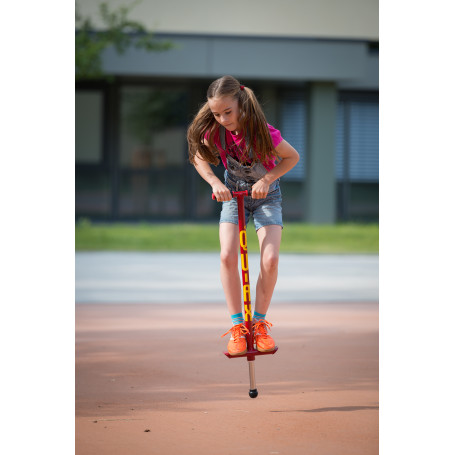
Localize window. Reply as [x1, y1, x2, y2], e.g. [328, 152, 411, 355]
[117, 85, 189, 218]
[75, 90, 103, 164]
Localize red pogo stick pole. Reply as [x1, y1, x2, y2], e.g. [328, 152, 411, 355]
[234, 191, 259, 399]
[232, 191, 254, 355]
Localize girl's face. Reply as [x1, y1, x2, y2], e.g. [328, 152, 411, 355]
[208, 96, 240, 133]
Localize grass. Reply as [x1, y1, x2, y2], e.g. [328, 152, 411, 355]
[75, 220, 378, 254]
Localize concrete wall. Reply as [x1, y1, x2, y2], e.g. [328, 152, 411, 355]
[100, 34, 376, 87]
[76, 0, 379, 41]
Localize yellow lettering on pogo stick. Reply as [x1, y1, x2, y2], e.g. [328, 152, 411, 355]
[241, 251, 249, 271]
[244, 306, 252, 321]
[244, 272, 249, 283]
[239, 230, 247, 249]
[243, 284, 251, 303]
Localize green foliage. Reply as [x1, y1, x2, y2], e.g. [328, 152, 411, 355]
[75, 1, 174, 80]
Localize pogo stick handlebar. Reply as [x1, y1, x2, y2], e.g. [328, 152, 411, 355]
[211, 190, 249, 200]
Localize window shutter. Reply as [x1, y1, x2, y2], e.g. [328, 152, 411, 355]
[336, 99, 379, 182]
[279, 92, 306, 180]
[336, 102, 346, 180]
[349, 102, 379, 181]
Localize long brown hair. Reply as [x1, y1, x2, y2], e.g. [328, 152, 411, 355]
[187, 75, 277, 166]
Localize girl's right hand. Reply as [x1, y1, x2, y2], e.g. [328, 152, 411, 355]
[212, 183, 232, 202]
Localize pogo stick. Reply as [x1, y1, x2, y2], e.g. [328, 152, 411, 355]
[213, 190, 278, 398]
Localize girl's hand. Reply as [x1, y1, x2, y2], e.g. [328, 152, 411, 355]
[251, 179, 270, 199]
[212, 183, 232, 202]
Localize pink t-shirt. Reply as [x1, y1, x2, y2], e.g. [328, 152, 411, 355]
[209, 124, 283, 171]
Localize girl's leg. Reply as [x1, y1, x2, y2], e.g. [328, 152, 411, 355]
[254, 225, 282, 315]
[219, 222, 249, 356]
[219, 222, 242, 315]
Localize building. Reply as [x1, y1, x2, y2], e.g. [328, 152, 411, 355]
[75, 0, 379, 223]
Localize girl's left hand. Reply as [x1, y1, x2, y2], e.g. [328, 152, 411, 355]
[251, 179, 269, 199]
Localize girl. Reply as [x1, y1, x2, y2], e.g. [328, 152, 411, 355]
[187, 75, 299, 356]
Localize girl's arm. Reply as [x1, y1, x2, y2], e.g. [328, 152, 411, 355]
[251, 140, 300, 199]
[193, 152, 232, 201]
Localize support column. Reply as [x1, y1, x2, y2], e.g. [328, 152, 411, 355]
[305, 82, 337, 224]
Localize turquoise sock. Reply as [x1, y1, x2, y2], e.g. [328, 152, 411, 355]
[253, 311, 266, 322]
[231, 312, 244, 326]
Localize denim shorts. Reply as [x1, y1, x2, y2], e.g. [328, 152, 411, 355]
[219, 186, 283, 231]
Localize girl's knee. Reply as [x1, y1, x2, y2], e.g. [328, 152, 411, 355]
[220, 249, 238, 269]
[262, 252, 279, 274]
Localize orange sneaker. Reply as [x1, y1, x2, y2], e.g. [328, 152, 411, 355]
[221, 323, 249, 356]
[252, 319, 275, 352]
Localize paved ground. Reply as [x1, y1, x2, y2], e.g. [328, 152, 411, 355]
[75, 252, 378, 303]
[76, 302, 379, 455]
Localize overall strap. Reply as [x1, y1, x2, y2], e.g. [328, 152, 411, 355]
[219, 126, 226, 150]
[219, 125, 253, 159]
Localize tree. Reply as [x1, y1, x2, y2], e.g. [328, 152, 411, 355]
[75, 1, 174, 80]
